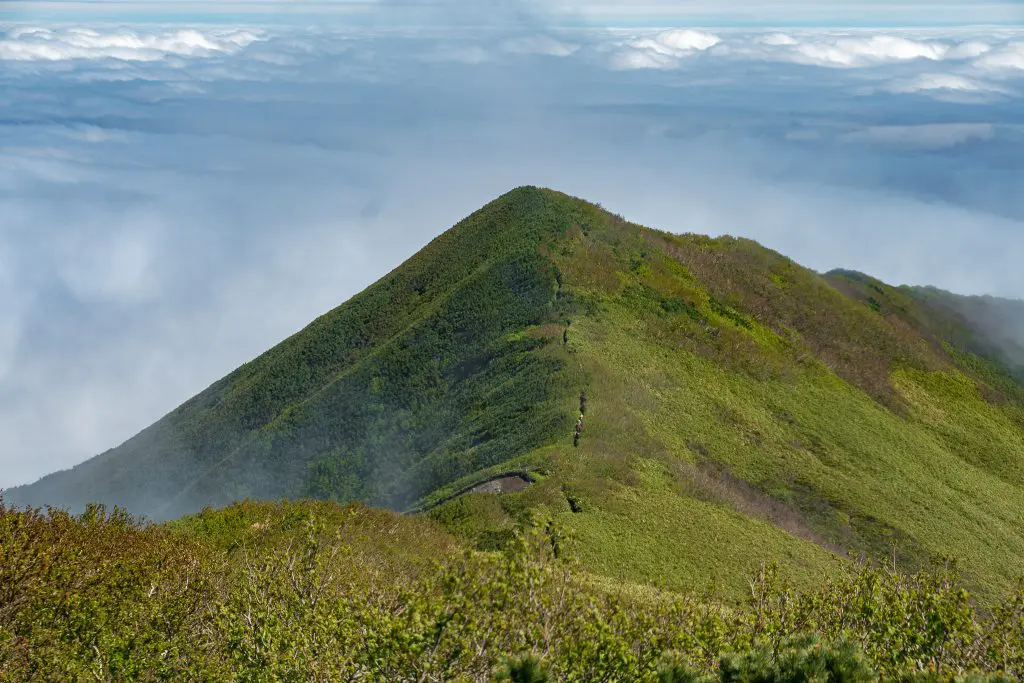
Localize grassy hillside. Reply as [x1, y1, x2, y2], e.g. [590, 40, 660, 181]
[7, 186, 1024, 602]
[422, 195, 1024, 600]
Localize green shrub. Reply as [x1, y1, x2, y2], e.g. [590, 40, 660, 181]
[3, 499, 1023, 682]
[718, 635, 873, 683]
[495, 654, 551, 682]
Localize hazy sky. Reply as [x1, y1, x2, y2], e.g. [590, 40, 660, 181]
[4, 1, 1024, 26]
[1, 1, 1023, 488]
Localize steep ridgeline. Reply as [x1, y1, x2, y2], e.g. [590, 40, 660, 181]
[8, 187, 1024, 599]
[8, 189, 586, 518]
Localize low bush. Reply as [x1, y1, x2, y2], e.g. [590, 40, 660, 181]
[1, 499, 1022, 682]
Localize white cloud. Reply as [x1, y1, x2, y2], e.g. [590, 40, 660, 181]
[611, 28, 720, 69]
[792, 35, 950, 67]
[885, 73, 1010, 95]
[974, 42, 1024, 71]
[655, 29, 720, 52]
[0, 26, 262, 61]
[58, 126, 134, 143]
[760, 33, 797, 46]
[595, 28, 1024, 79]
[56, 222, 163, 304]
[0, 149, 86, 184]
[610, 48, 674, 70]
[0, 248, 25, 383]
[945, 41, 991, 59]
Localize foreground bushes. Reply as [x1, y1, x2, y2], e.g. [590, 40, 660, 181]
[0, 503, 223, 680]
[1, 500, 1022, 681]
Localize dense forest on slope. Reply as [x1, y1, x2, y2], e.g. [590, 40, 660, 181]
[7, 186, 1024, 601]
[8, 189, 588, 517]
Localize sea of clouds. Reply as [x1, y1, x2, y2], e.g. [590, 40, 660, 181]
[1, 19, 1022, 486]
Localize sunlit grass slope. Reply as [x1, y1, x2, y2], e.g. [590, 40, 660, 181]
[425, 190, 1024, 599]
[8, 186, 1024, 600]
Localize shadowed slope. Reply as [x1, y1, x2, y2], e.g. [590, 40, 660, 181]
[7, 187, 585, 518]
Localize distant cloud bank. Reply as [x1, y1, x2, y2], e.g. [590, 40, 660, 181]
[0, 26, 262, 61]
[3, 24, 1019, 99]
[602, 28, 1024, 83]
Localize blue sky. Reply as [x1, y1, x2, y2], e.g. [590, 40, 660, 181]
[1, 2, 1023, 488]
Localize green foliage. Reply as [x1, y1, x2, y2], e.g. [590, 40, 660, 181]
[4, 500, 1024, 682]
[0, 500, 224, 681]
[718, 635, 873, 683]
[495, 655, 551, 682]
[658, 653, 711, 683]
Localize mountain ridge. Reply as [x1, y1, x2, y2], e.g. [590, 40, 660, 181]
[8, 185, 1024, 599]
[7, 187, 584, 515]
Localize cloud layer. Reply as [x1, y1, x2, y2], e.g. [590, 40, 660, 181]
[0, 21, 1022, 488]
[602, 28, 1024, 84]
[0, 26, 261, 60]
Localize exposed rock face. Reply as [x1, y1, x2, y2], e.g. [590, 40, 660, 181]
[468, 475, 532, 495]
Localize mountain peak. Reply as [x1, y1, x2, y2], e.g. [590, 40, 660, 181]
[8, 188, 1024, 600]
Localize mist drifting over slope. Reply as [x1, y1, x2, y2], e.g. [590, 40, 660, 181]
[1, 0, 1023, 487]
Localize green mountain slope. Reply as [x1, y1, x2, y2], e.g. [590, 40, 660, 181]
[7, 188, 586, 518]
[8, 186, 1024, 599]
